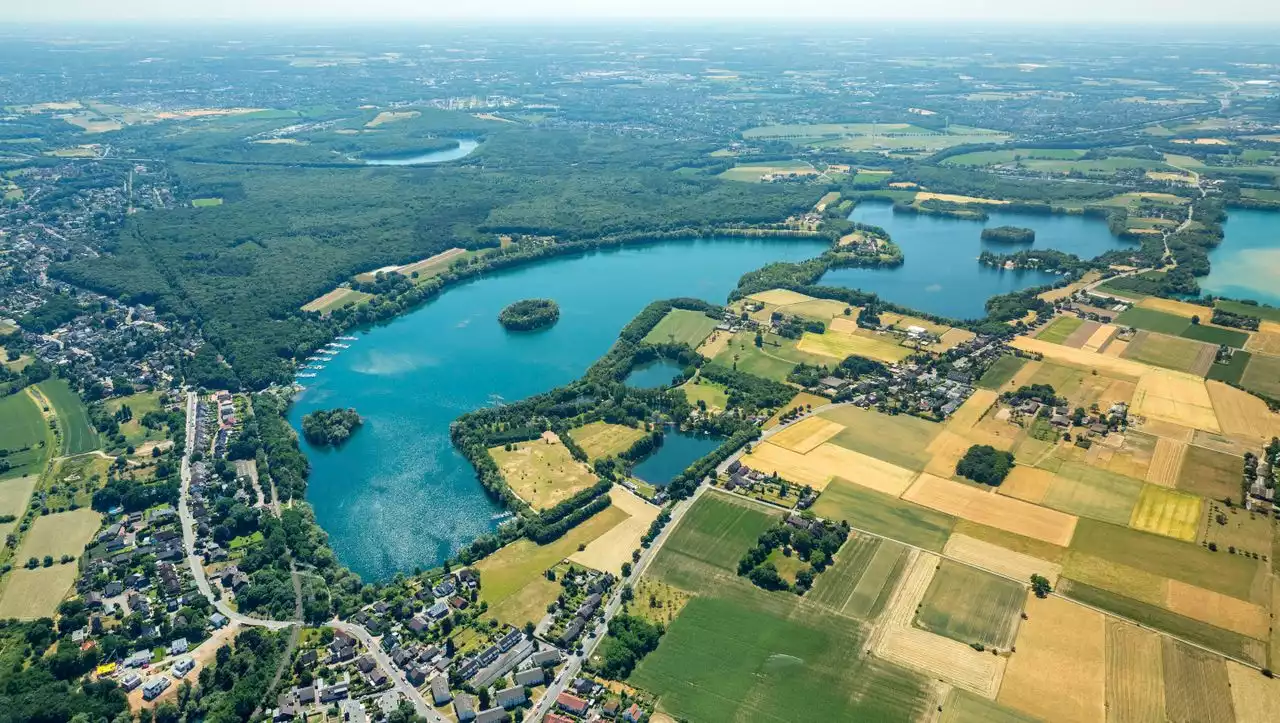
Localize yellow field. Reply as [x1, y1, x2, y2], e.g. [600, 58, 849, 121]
[781, 298, 854, 322]
[998, 593, 1106, 723]
[768, 416, 845, 454]
[1063, 552, 1168, 606]
[1227, 661, 1280, 723]
[1128, 485, 1201, 541]
[944, 533, 1062, 585]
[1131, 371, 1221, 432]
[1244, 330, 1280, 355]
[903, 474, 1077, 546]
[489, 436, 598, 510]
[365, 110, 420, 127]
[301, 287, 371, 313]
[1082, 324, 1118, 353]
[0, 566, 79, 620]
[740, 441, 916, 495]
[1207, 380, 1280, 442]
[934, 327, 978, 353]
[1165, 580, 1270, 639]
[1136, 296, 1216, 319]
[796, 329, 912, 363]
[16, 508, 103, 560]
[1106, 620, 1167, 723]
[999, 465, 1056, 504]
[924, 430, 972, 477]
[568, 421, 646, 460]
[695, 329, 731, 359]
[747, 288, 816, 306]
[1010, 336, 1150, 378]
[947, 388, 999, 432]
[569, 488, 660, 575]
[915, 192, 1009, 205]
[395, 247, 468, 277]
[1145, 437, 1187, 487]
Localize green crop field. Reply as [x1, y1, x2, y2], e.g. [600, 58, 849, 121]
[808, 533, 907, 619]
[642, 309, 719, 348]
[1042, 462, 1144, 526]
[1115, 307, 1191, 335]
[1181, 323, 1249, 348]
[942, 148, 1086, 167]
[818, 404, 942, 471]
[914, 560, 1024, 650]
[811, 479, 954, 552]
[37, 379, 98, 455]
[710, 331, 827, 382]
[1062, 580, 1265, 666]
[1069, 519, 1262, 603]
[939, 689, 1039, 723]
[1206, 350, 1251, 385]
[0, 391, 50, 479]
[977, 355, 1028, 391]
[1121, 331, 1213, 375]
[630, 593, 930, 722]
[649, 492, 780, 591]
[1036, 315, 1084, 344]
[1215, 299, 1280, 323]
[1177, 445, 1245, 501]
[1240, 353, 1280, 398]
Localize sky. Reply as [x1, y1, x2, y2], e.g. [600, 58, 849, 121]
[7, 0, 1280, 25]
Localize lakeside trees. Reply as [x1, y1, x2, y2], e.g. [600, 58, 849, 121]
[300, 408, 363, 447]
[498, 298, 560, 331]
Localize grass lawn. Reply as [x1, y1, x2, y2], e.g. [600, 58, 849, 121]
[811, 478, 955, 552]
[191, 197, 223, 207]
[818, 404, 943, 471]
[1181, 324, 1249, 349]
[0, 565, 79, 620]
[489, 437, 597, 510]
[104, 391, 165, 446]
[1240, 353, 1280, 399]
[1037, 316, 1085, 344]
[1206, 350, 1251, 385]
[642, 309, 719, 348]
[914, 560, 1024, 650]
[477, 505, 629, 626]
[1176, 445, 1243, 501]
[37, 379, 98, 455]
[977, 355, 1029, 391]
[1215, 299, 1280, 323]
[0, 391, 50, 479]
[568, 421, 646, 460]
[1116, 307, 1191, 336]
[678, 378, 730, 412]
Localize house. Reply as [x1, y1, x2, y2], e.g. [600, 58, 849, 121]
[531, 649, 562, 667]
[495, 685, 526, 708]
[407, 616, 430, 633]
[355, 655, 376, 674]
[296, 686, 317, 705]
[571, 678, 594, 695]
[558, 618, 584, 646]
[273, 694, 298, 722]
[623, 702, 644, 722]
[168, 638, 189, 655]
[556, 693, 589, 716]
[406, 666, 428, 686]
[449, 595, 470, 610]
[544, 715, 575, 723]
[514, 667, 544, 687]
[426, 601, 449, 620]
[120, 672, 142, 691]
[366, 668, 388, 687]
[432, 580, 456, 597]
[210, 612, 229, 629]
[142, 677, 171, 701]
[431, 674, 453, 705]
[171, 656, 194, 678]
[603, 699, 621, 717]
[475, 708, 509, 723]
[453, 694, 477, 722]
[498, 626, 523, 651]
[319, 682, 349, 703]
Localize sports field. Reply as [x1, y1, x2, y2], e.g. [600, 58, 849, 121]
[796, 328, 912, 363]
[568, 421, 646, 460]
[642, 309, 719, 348]
[489, 436, 598, 509]
[0, 391, 48, 478]
[1128, 485, 1202, 541]
[811, 479, 954, 552]
[37, 379, 98, 455]
[818, 404, 942, 471]
[807, 533, 906, 619]
[998, 593, 1107, 723]
[914, 560, 1024, 649]
[1122, 330, 1215, 376]
[1036, 315, 1084, 344]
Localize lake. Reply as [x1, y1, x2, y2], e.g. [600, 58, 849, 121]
[631, 430, 723, 488]
[289, 236, 830, 581]
[363, 138, 480, 166]
[820, 202, 1134, 320]
[1199, 208, 1280, 307]
[625, 359, 686, 389]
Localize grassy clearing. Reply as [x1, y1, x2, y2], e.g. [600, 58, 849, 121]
[1176, 445, 1242, 501]
[914, 560, 1023, 649]
[642, 309, 719, 348]
[0, 565, 79, 620]
[818, 405, 942, 471]
[37, 379, 97, 455]
[711, 331, 826, 382]
[942, 148, 1087, 166]
[0, 391, 49, 479]
[568, 421, 646, 461]
[191, 197, 223, 207]
[1240, 353, 1280, 399]
[488, 437, 597, 510]
[811, 478, 954, 552]
[104, 391, 164, 446]
[977, 355, 1028, 391]
[1116, 307, 1191, 335]
[679, 378, 730, 412]
[1037, 316, 1085, 344]
[630, 578, 690, 627]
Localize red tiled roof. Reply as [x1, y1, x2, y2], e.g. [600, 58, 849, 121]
[556, 692, 589, 713]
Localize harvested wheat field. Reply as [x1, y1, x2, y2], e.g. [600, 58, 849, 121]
[944, 533, 1062, 585]
[1161, 638, 1236, 723]
[1082, 324, 1119, 353]
[1227, 661, 1280, 723]
[1129, 485, 1202, 542]
[1103, 339, 1130, 357]
[1140, 417, 1196, 443]
[1131, 371, 1221, 432]
[1011, 336, 1150, 378]
[1164, 580, 1269, 639]
[1137, 296, 1215, 319]
[569, 488, 660, 575]
[740, 441, 915, 494]
[1207, 380, 1280, 442]
[998, 593, 1106, 723]
[925, 430, 974, 478]
[872, 551, 1007, 697]
[1244, 329, 1280, 356]
[1062, 319, 1103, 348]
[1145, 437, 1188, 487]
[1105, 619, 1167, 723]
[998, 465, 1056, 504]
[947, 389, 999, 432]
[748, 288, 816, 306]
[769, 416, 845, 454]
[904, 474, 1077, 546]
[935, 327, 978, 353]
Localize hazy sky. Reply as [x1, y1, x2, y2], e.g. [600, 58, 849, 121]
[8, 0, 1280, 24]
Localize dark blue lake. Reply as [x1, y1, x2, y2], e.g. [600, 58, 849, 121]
[631, 430, 723, 488]
[624, 359, 686, 389]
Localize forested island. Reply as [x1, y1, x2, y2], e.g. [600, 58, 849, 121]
[499, 298, 561, 331]
[301, 407, 363, 447]
[981, 226, 1036, 244]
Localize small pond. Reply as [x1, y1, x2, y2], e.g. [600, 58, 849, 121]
[631, 430, 723, 488]
[624, 359, 687, 389]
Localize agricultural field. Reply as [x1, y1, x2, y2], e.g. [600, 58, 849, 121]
[190, 197, 223, 207]
[641, 309, 719, 348]
[300, 286, 374, 314]
[1121, 330, 1215, 376]
[710, 331, 826, 382]
[807, 533, 906, 619]
[678, 377, 729, 412]
[944, 532, 1063, 584]
[903, 474, 1078, 546]
[1206, 349, 1251, 384]
[796, 327, 913, 363]
[1201, 500, 1271, 558]
[569, 488, 660, 575]
[998, 593, 1107, 723]
[13, 508, 102, 561]
[1207, 381, 1280, 443]
[1216, 299, 1280, 323]
[1161, 638, 1236, 723]
[1116, 306, 1192, 335]
[810, 478, 955, 552]
[740, 439, 916, 495]
[1128, 485, 1202, 541]
[0, 565, 79, 620]
[939, 689, 1038, 723]
[1105, 620, 1167, 723]
[1037, 462, 1144, 526]
[37, 379, 99, 455]
[568, 421, 646, 460]
[648, 492, 780, 589]
[1240, 353, 1280, 398]
[0, 391, 49, 479]
[768, 416, 844, 454]
[913, 560, 1024, 650]
[1036, 315, 1084, 344]
[1176, 445, 1243, 500]
[818, 404, 943, 471]
[717, 160, 816, 182]
[488, 435, 597, 509]
[976, 354, 1028, 390]
[942, 147, 1087, 166]
[1182, 323, 1250, 348]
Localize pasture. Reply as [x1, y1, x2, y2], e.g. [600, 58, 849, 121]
[642, 309, 719, 348]
[488, 436, 597, 510]
[0, 565, 79, 620]
[711, 331, 820, 382]
[1040, 462, 1144, 526]
[810, 479, 954, 552]
[0, 391, 48, 478]
[37, 379, 98, 455]
[1116, 306, 1193, 334]
[914, 560, 1023, 649]
[568, 421, 646, 460]
[819, 404, 942, 471]
[1036, 315, 1084, 344]
[807, 533, 906, 619]
[1122, 331, 1215, 376]
[678, 378, 729, 412]
[998, 593, 1107, 723]
[1128, 486, 1202, 541]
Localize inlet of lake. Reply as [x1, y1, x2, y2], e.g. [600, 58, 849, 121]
[1198, 208, 1280, 307]
[820, 202, 1136, 319]
[289, 237, 829, 581]
[363, 138, 480, 166]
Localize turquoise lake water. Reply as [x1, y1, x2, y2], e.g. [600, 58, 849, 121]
[624, 359, 687, 389]
[631, 431, 723, 488]
[1199, 208, 1280, 307]
[289, 237, 829, 581]
[363, 138, 480, 166]
[820, 202, 1135, 320]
